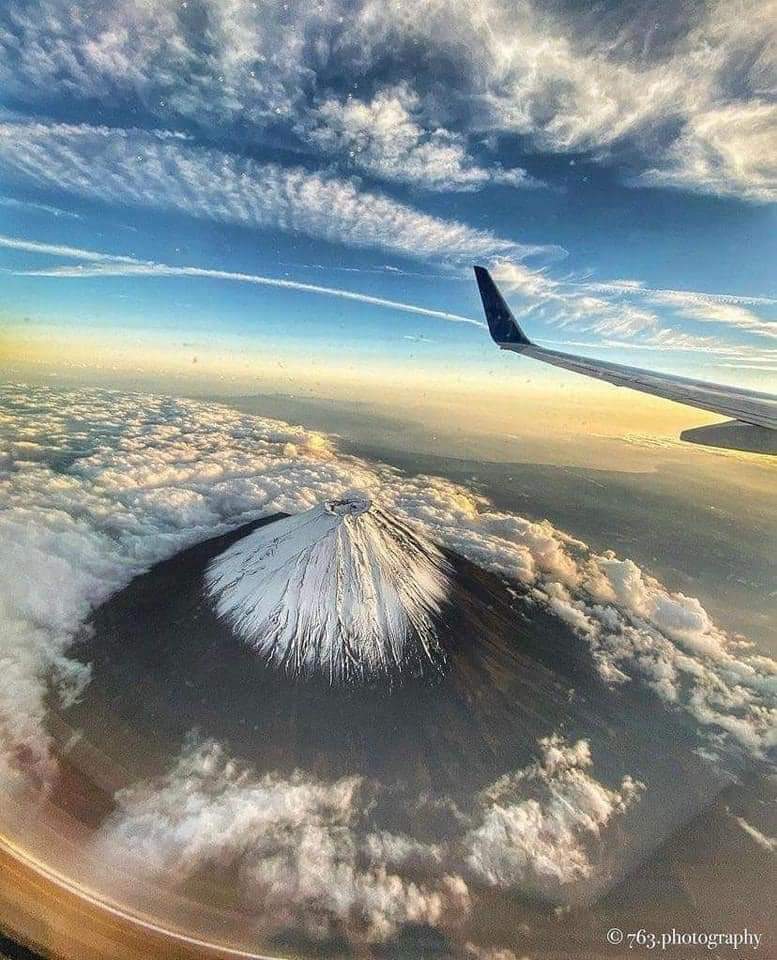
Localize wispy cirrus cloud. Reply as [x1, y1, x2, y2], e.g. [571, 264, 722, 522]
[490, 260, 660, 337]
[341, 0, 777, 202]
[0, 0, 319, 129]
[636, 102, 777, 204]
[0, 233, 147, 264]
[578, 280, 777, 342]
[651, 295, 777, 342]
[3, 382, 776, 800]
[490, 260, 712, 352]
[0, 121, 558, 264]
[0, 0, 774, 201]
[581, 281, 777, 310]
[0, 195, 83, 219]
[490, 259, 777, 350]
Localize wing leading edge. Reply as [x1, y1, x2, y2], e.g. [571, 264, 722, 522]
[474, 266, 777, 434]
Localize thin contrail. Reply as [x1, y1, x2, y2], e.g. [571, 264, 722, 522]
[0, 233, 147, 264]
[1, 233, 484, 328]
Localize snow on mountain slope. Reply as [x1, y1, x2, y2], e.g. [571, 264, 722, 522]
[205, 496, 453, 680]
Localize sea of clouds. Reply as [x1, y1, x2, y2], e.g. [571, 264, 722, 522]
[2, 383, 775, 776]
[0, 383, 775, 944]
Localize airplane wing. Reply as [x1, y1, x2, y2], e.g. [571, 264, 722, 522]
[474, 266, 777, 448]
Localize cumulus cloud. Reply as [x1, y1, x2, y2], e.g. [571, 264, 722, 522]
[3, 383, 776, 950]
[1, 383, 775, 794]
[97, 735, 470, 944]
[0, 121, 552, 263]
[97, 732, 642, 941]
[0, 385, 350, 786]
[465, 736, 644, 895]
[302, 84, 538, 192]
[381, 478, 777, 762]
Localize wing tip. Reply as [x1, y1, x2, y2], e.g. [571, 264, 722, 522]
[472, 265, 532, 347]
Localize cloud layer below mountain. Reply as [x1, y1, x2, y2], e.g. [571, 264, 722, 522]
[1, 384, 775, 789]
[1, 383, 775, 946]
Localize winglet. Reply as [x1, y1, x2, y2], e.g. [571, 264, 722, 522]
[473, 265, 532, 347]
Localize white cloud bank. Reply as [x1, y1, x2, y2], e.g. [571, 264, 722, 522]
[97, 732, 640, 942]
[2, 383, 776, 948]
[98, 735, 470, 944]
[1, 384, 775, 792]
[465, 736, 643, 893]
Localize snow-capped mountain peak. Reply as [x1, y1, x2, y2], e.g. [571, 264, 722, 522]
[205, 496, 452, 681]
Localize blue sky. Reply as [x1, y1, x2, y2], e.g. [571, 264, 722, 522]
[1, 0, 776, 395]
